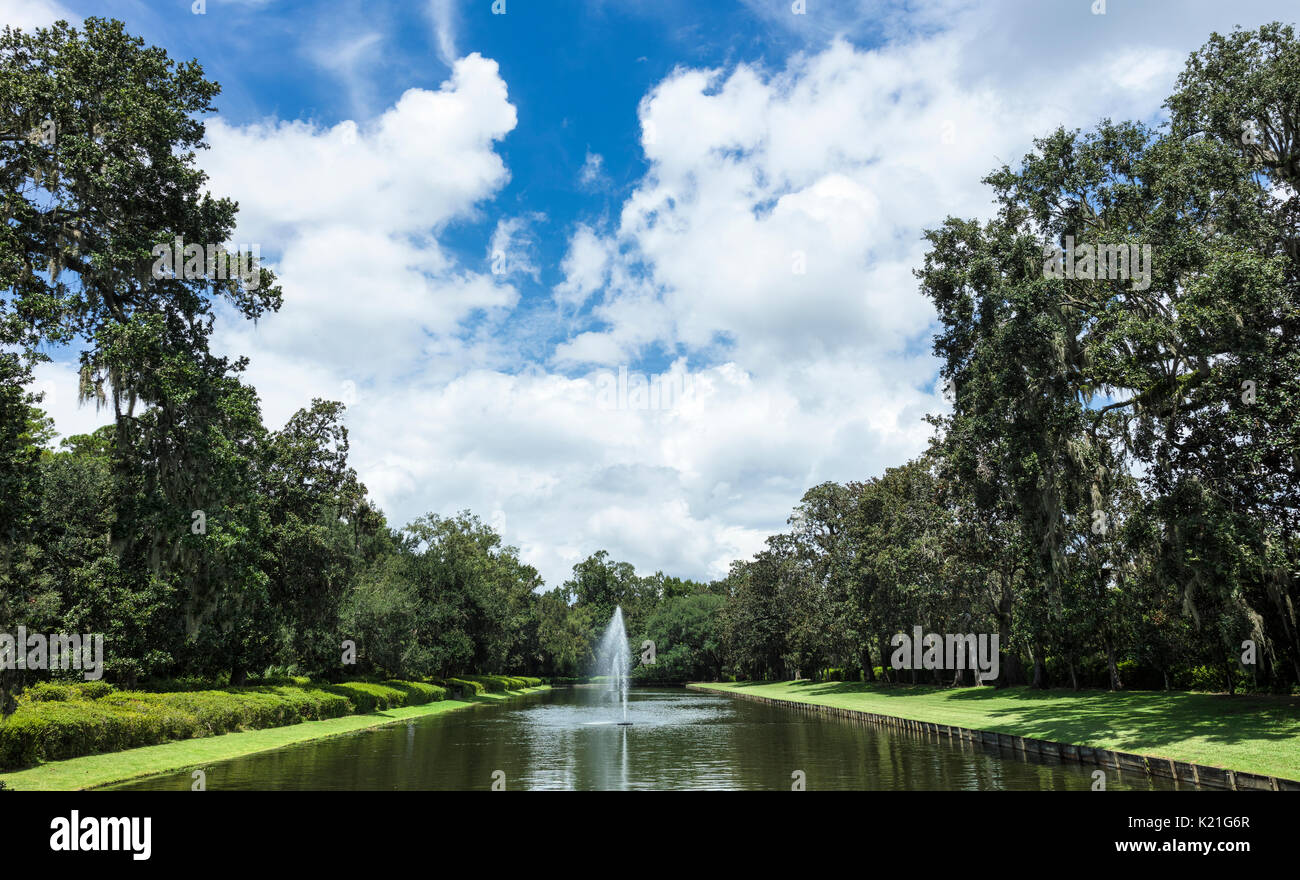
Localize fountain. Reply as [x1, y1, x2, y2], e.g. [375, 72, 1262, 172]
[594, 606, 632, 725]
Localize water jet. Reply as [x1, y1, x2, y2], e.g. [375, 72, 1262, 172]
[594, 606, 632, 724]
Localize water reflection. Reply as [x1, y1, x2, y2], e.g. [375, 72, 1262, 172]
[107, 686, 1182, 791]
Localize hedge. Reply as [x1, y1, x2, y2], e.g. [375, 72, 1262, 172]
[441, 677, 485, 696]
[457, 675, 544, 693]
[23, 681, 117, 702]
[0, 678, 449, 771]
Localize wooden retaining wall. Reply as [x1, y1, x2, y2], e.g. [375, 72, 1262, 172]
[686, 684, 1300, 792]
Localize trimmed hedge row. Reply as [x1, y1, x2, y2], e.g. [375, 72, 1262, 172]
[0, 679, 448, 771]
[447, 675, 544, 694]
[440, 677, 486, 696]
[324, 680, 446, 713]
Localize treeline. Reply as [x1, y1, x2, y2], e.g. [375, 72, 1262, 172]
[1, 400, 600, 690]
[2, 380, 728, 692]
[711, 23, 1300, 694]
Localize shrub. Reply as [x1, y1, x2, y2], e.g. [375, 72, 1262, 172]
[24, 683, 72, 702]
[0, 677, 455, 771]
[460, 675, 504, 692]
[0, 713, 51, 768]
[325, 682, 408, 713]
[458, 674, 543, 692]
[442, 677, 486, 697]
[76, 681, 115, 700]
[381, 680, 446, 705]
[1188, 664, 1250, 693]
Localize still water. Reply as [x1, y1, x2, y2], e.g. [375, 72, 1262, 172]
[107, 686, 1178, 791]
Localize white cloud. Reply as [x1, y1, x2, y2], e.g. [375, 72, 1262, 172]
[0, 0, 75, 31]
[489, 214, 545, 282]
[553, 223, 612, 311]
[204, 55, 516, 244]
[304, 30, 385, 118]
[428, 0, 459, 67]
[573, 36, 1010, 375]
[530, 2, 1288, 585]
[29, 360, 112, 442]
[578, 150, 610, 189]
[201, 52, 520, 426]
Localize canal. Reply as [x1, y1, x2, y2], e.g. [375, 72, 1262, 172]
[107, 686, 1179, 790]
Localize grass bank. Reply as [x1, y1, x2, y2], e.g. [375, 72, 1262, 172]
[0, 685, 547, 791]
[691, 680, 1300, 781]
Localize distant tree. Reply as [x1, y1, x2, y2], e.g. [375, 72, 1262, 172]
[635, 592, 726, 682]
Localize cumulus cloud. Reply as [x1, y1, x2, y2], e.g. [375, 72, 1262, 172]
[584, 30, 1173, 374]
[530, 3, 1269, 583]
[553, 223, 612, 311]
[202, 53, 519, 406]
[204, 55, 516, 243]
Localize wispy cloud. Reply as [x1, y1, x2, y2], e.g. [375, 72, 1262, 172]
[305, 29, 385, 118]
[578, 151, 611, 190]
[490, 213, 546, 283]
[428, 0, 459, 67]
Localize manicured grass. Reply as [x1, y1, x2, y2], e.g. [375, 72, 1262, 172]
[691, 680, 1300, 781]
[0, 686, 547, 791]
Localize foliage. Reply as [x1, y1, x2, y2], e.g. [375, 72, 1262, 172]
[0, 677, 446, 770]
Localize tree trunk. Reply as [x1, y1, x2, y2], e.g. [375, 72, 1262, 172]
[1220, 645, 1236, 695]
[995, 574, 1023, 687]
[1030, 641, 1047, 689]
[1105, 636, 1122, 690]
[1264, 583, 1300, 686]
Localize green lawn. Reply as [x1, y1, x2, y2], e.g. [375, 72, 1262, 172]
[0, 686, 547, 791]
[691, 680, 1300, 781]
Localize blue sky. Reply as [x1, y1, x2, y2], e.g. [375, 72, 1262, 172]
[73, 0, 828, 376]
[10, 0, 1299, 590]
